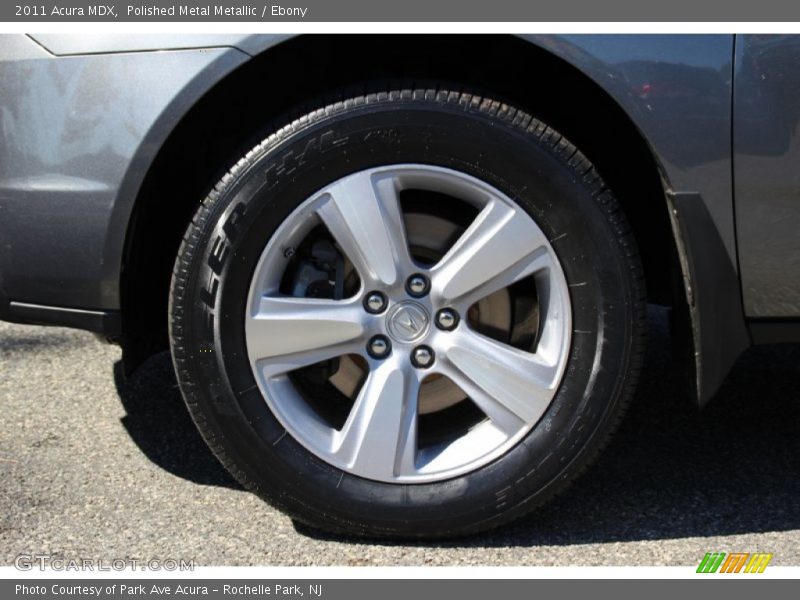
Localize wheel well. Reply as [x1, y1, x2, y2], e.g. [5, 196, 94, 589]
[120, 34, 679, 371]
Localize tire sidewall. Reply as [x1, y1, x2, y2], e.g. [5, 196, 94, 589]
[172, 96, 637, 536]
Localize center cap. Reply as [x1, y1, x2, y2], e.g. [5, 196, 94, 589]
[386, 301, 430, 343]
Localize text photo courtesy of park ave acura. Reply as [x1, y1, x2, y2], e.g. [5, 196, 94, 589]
[14, 584, 318, 597]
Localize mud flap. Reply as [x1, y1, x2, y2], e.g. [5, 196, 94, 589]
[665, 191, 751, 406]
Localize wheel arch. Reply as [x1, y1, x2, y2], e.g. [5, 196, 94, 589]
[119, 34, 744, 404]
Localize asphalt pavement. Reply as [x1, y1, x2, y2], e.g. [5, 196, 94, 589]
[2, 308, 799, 566]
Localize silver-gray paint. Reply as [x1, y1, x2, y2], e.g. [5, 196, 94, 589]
[0, 35, 250, 310]
[231, 34, 740, 269]
[8, 29, 790, 336]
[734, 34, 800, 317]
[5, 34, 741, 314]
[28, 33, 290, 56]
[524, 35, 737, 269]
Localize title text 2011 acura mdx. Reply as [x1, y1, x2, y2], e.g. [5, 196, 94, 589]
[2, 34, 798, 538]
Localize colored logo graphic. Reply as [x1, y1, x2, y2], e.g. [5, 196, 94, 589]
[697, 552, 773, 573]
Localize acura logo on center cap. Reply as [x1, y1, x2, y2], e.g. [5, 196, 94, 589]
[396, 310, 421, 334]
[387, 302, 430, 343]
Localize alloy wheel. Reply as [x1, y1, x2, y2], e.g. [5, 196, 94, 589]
[244, 164, 572, 483]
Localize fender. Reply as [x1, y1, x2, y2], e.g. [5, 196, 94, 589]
[14, 34, 751, 404]
[514, 35, 751, 405]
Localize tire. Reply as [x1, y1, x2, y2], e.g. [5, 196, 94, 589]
[169, 89, 646, 539]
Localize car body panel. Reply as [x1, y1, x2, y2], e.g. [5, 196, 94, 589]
[0, 33, 788, 405]
[0, 36, 249, 313]
[734, 34, 800, 317]
[525, 35, 737, 268]
[28, 33, 287, 56]
[517, 35, 747, 405]
[2, 34, 738, 310]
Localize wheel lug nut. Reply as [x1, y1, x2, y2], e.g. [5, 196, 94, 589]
[411, 345, 435, 369]
[435, 308, 459, 331]
[406, 273, 430, 297]
[367, 335, 391, 359]
[364, 291, 387, 314]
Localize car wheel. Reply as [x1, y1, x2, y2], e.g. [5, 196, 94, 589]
[169, 89, 646, 538]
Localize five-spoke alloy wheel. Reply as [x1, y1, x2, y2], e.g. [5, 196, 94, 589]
[170, 89, 645, 538]
[244, 165, 571, 483]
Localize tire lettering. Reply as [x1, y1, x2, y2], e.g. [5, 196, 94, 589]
[264, 130, 347, 189]
[222, 202, 247, 238]
[199, 201, 248, 345]
[200, 276, 219, 308]
[202, 308, 215, 344]
[208, 235, 229, 275]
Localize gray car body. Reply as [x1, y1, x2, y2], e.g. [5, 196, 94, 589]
[1, 33, 798, 404]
